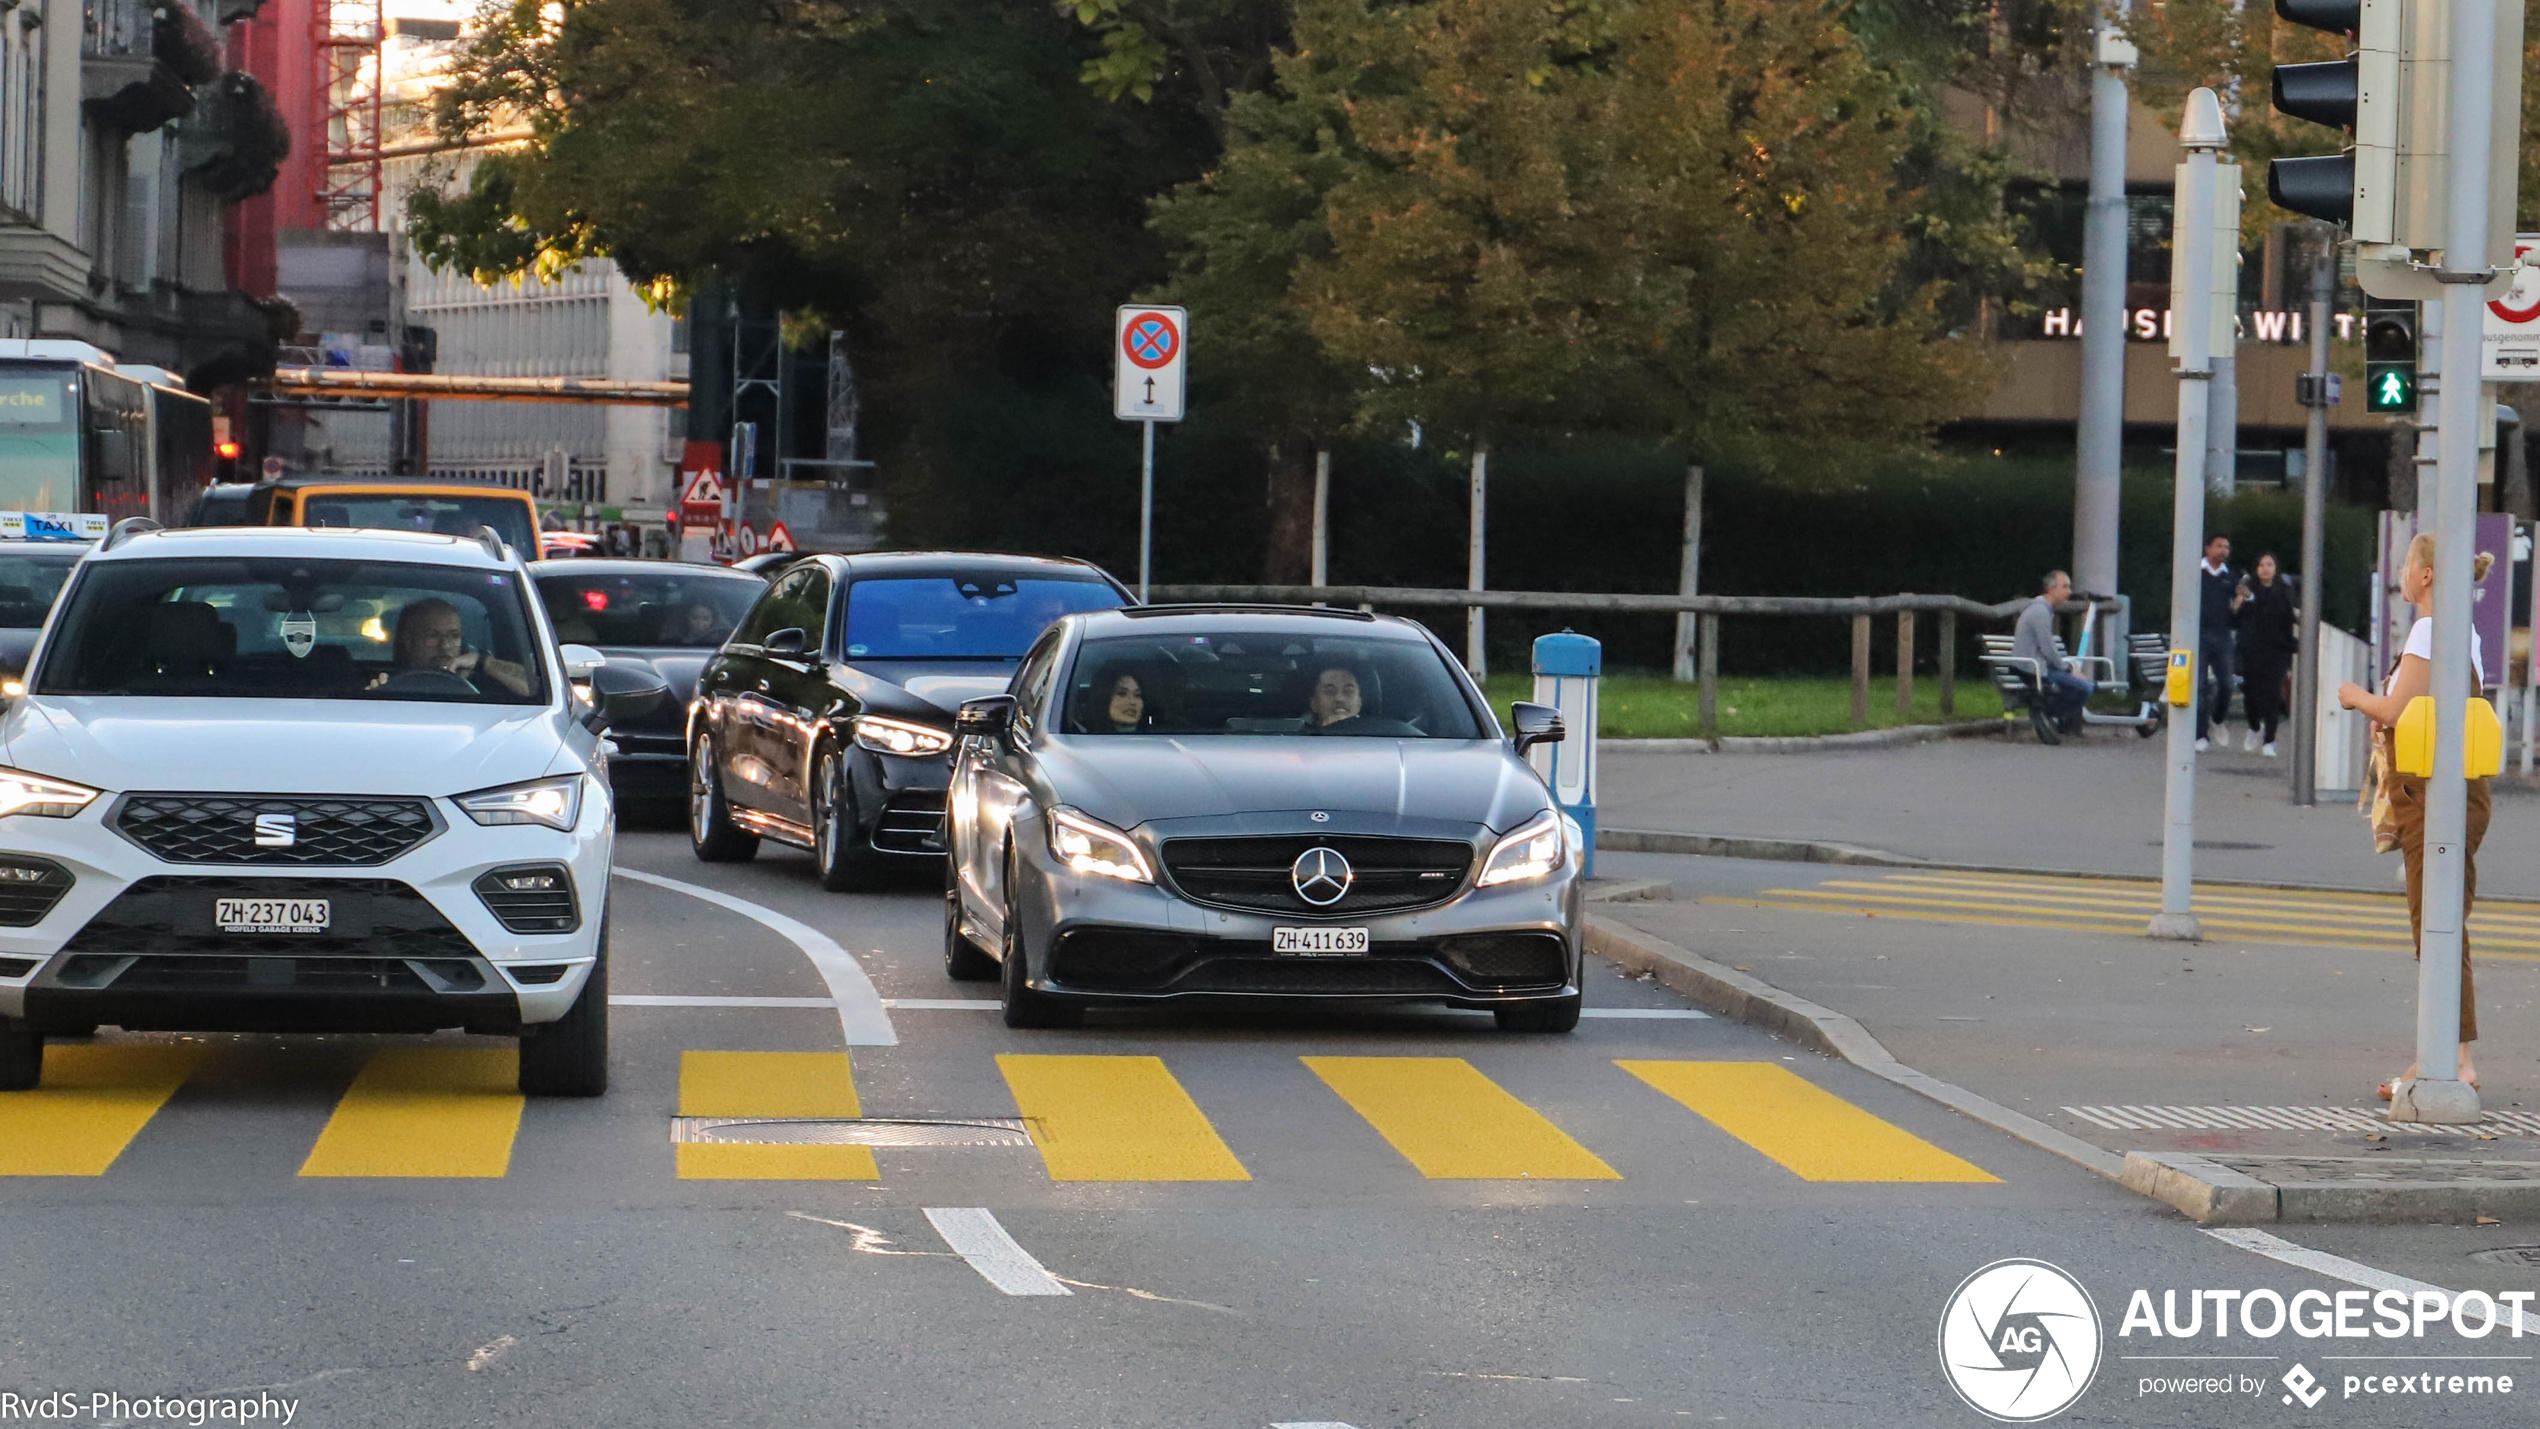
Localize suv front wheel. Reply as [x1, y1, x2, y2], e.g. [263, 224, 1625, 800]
[0, 1018, 39, 1091]
[519, 920, 609, 1096]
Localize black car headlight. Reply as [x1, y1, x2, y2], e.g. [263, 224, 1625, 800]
[854, 716, 953, 757]
[1476, 809, 1565, 887]
[1046, 806, 1153, 884]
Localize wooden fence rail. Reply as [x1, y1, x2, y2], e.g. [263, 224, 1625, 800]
[1142, 584, 2123, 734]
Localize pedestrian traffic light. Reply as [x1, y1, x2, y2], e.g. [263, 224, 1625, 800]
[2363, 299, 2417, 413]
[2267, 0, 2364, 226]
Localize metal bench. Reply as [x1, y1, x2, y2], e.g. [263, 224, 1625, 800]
[1980, 631, 2166, 745]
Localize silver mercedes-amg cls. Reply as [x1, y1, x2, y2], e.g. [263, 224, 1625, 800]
[942, 604, 1580, 1031]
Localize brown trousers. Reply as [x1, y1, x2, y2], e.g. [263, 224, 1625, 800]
[2391, 773, 2490, 1042]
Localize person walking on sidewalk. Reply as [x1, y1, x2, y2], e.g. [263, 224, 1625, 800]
[2194, 535, 2244, 752]
[2236, 552, 2298, 756]
[2015, 571, 2091, 732]
[2336, 533, 2493, 1097]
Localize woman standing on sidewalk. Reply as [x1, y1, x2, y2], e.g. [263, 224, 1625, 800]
[2335, 533, 2493, 1096]
[2237, 553, 2299, 755]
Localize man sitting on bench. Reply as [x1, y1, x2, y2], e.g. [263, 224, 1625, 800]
[2016, 570, 2091, 730]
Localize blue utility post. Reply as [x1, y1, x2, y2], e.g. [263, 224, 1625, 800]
[1528, 631, 1600, 878]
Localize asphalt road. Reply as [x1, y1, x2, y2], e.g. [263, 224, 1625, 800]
[0, 831, 2528, 1427]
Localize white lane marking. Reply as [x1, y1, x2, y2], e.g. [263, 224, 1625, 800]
[610, 995, 999, 1010]
[2205, 1228, 2539, 1334]
[1579, 1007, 1709, 1019]
[1272, 1422, 1364, 1428]
[610, 866, 896, 1046]
[923, 1207, 1072, 1297]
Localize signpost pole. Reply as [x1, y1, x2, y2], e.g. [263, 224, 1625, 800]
[2294, 233, 2334, 807]
[1139, 418, 1155, 602]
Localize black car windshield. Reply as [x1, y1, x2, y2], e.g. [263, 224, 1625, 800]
[842, 575, 1123, 660]
[0, 549, 80, 628]
[37, 557, 549, 705]
[536, 569, 763, 648]
[301, 493, 537, 557]
[1062, 631, 1485, 738]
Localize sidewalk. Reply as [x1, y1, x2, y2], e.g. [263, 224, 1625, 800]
[1597, 732, 2540, 899]
[1589, 850, 2540, 1222]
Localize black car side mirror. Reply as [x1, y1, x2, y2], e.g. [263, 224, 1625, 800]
[957, 694, 1017, 744]
[762, 627, 808, 657]
[582, 662, 673, 733]
[1510, 701, 1565, 755]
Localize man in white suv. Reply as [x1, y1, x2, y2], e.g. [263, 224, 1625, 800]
[0, 521, 664, 1094]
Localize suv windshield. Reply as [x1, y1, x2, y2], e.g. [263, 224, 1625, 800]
[1062, 631, 1485, 738]
[536, 569, 763, 648]
[37, 557, 548, 704]
[841, 575, 1123, 660]
[300, 493, 537, 557]
[0, 549, 80, 628]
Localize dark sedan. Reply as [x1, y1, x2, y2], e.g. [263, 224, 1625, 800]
[687, 551, 1133, 888]
[530, 559, 771, 817]
[942, 605, 1581, 1032]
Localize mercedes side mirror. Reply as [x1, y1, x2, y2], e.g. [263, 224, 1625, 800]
[1510, 701, 1565, 755]
[762, 627, 808, 657]
[581, 662, 672, 733]
[957, 694, 1017, 744]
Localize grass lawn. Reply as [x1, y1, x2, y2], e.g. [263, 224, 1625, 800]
[1479, 670, 2006, 739]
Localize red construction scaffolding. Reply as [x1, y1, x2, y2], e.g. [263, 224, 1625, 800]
[311, 0, 384, 230]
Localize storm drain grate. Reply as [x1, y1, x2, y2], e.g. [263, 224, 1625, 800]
[671, 1116, 1035, 1148]
[2471, 1246, 2540, 1268]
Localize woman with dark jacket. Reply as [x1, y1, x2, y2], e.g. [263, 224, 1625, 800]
[2236, 552, 2299, 755]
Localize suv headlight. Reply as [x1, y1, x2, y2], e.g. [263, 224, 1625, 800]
[1476, 809, 1565, 887]
[854, 716, 954, 757]
[1047, 806, 1152, 883]
[0, 767, 101, 819]
[454, 775, 585, 831]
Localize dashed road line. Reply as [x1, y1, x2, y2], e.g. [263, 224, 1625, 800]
[0, 1045, 204, 1176]
[677, 1051, 878, 1180]
[299, 1048, 523, 1179]
[610, 866, 898, 1044]
[1303, 1056, 1621, 1181]
[923, 1207, 1072, 1296]
[1620, 1060, 1998, 1183]
[999, 1054, 1251, 1182]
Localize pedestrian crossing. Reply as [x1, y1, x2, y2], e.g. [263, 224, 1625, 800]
[0, 1045, 1998, 1189]
[1705, 870, 2540, 960]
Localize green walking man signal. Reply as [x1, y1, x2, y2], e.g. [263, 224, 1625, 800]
[2363, 299, 2417, 415]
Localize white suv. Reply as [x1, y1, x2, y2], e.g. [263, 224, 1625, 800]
[0, 522, 666, 1094]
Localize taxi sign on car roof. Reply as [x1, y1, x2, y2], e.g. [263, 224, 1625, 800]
[0, 511, 107, 542]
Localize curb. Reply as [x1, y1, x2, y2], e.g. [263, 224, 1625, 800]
[1605, 720, 2003, 754]
[1581, 877, 1675, 904]
[1580, 915, 2125, 1181]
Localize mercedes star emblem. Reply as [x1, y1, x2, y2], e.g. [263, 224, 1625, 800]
[1291, 846, 1354, 906]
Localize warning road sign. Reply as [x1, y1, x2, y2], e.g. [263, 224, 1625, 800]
[764, 522, 796, 554]
[681, 469, 728, 508]
[1115, 305, 1187, 423]
[2484, 235, 2540, 379]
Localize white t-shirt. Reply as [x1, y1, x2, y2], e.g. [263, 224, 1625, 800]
[2389, 616, 2484, 693]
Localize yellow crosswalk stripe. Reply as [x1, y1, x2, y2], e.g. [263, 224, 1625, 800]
[1619, 1060, 1999, 1183]
[1871, 873, 2540, 933]
[0, 1045, 205, 1176]
[1302, 1056, 1619, 1180]
[999, 1054, 1249, 1182]
[299, 1048, 523, 1179]
[677, 1050, 877, 1181]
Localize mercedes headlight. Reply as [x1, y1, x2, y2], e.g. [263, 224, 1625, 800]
[1477, 809, 1565, 887]
[1047, 806, 1152, 883]
[454, 775, 585, 831]
[854, 716, 954, 757]
[0, 767, 100, 819]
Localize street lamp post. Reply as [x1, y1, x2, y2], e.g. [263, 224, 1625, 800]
[2150, 89, 2229, 943]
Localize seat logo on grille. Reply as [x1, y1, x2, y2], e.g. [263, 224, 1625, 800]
[1291, 846, 1353, 906]
[252, 813, 298, 847]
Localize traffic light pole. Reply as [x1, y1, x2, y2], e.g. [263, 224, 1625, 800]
[2392, 0, 2496, 1126]
[2073, 4, 2132, 604]
[2293, 235, 2334, 807]
[2152, 89, 2225, 944]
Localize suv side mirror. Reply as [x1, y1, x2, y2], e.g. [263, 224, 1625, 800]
[558, 644, 605, 680]
[957, 694, 1017, 744]
[762, 627, 808, 657]
[582, 662, 672, 732]
[1510, 701, 1565, 755]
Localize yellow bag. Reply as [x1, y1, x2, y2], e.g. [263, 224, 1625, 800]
[2360, 725, 2399, 854]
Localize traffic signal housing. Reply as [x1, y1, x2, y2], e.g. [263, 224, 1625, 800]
[2363, 299, 2417, 413]
[2267, 0, 2364, 225]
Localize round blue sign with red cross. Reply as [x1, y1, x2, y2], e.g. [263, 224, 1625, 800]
[1123, 311, 1182, 370]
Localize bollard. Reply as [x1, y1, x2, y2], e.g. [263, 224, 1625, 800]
[1529, 631, 1600, 878]
[1851, 615, 1871, 727]
[1896, 611, 1915, 715]
[1698, 613, 1720, 734]
[1938, 609, 1957, 715]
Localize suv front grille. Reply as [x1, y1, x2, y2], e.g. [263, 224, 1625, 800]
[111, 793, 442, 866]
[1160, 836, 1473, 917]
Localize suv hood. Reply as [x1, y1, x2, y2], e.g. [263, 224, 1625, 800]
[1037, 736, 1546, 835]
[1, 698, 570, 796]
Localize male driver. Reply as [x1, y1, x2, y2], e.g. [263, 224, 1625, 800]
[2194, 534, 2245, 751]
[2015, 571, 2091, 731]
